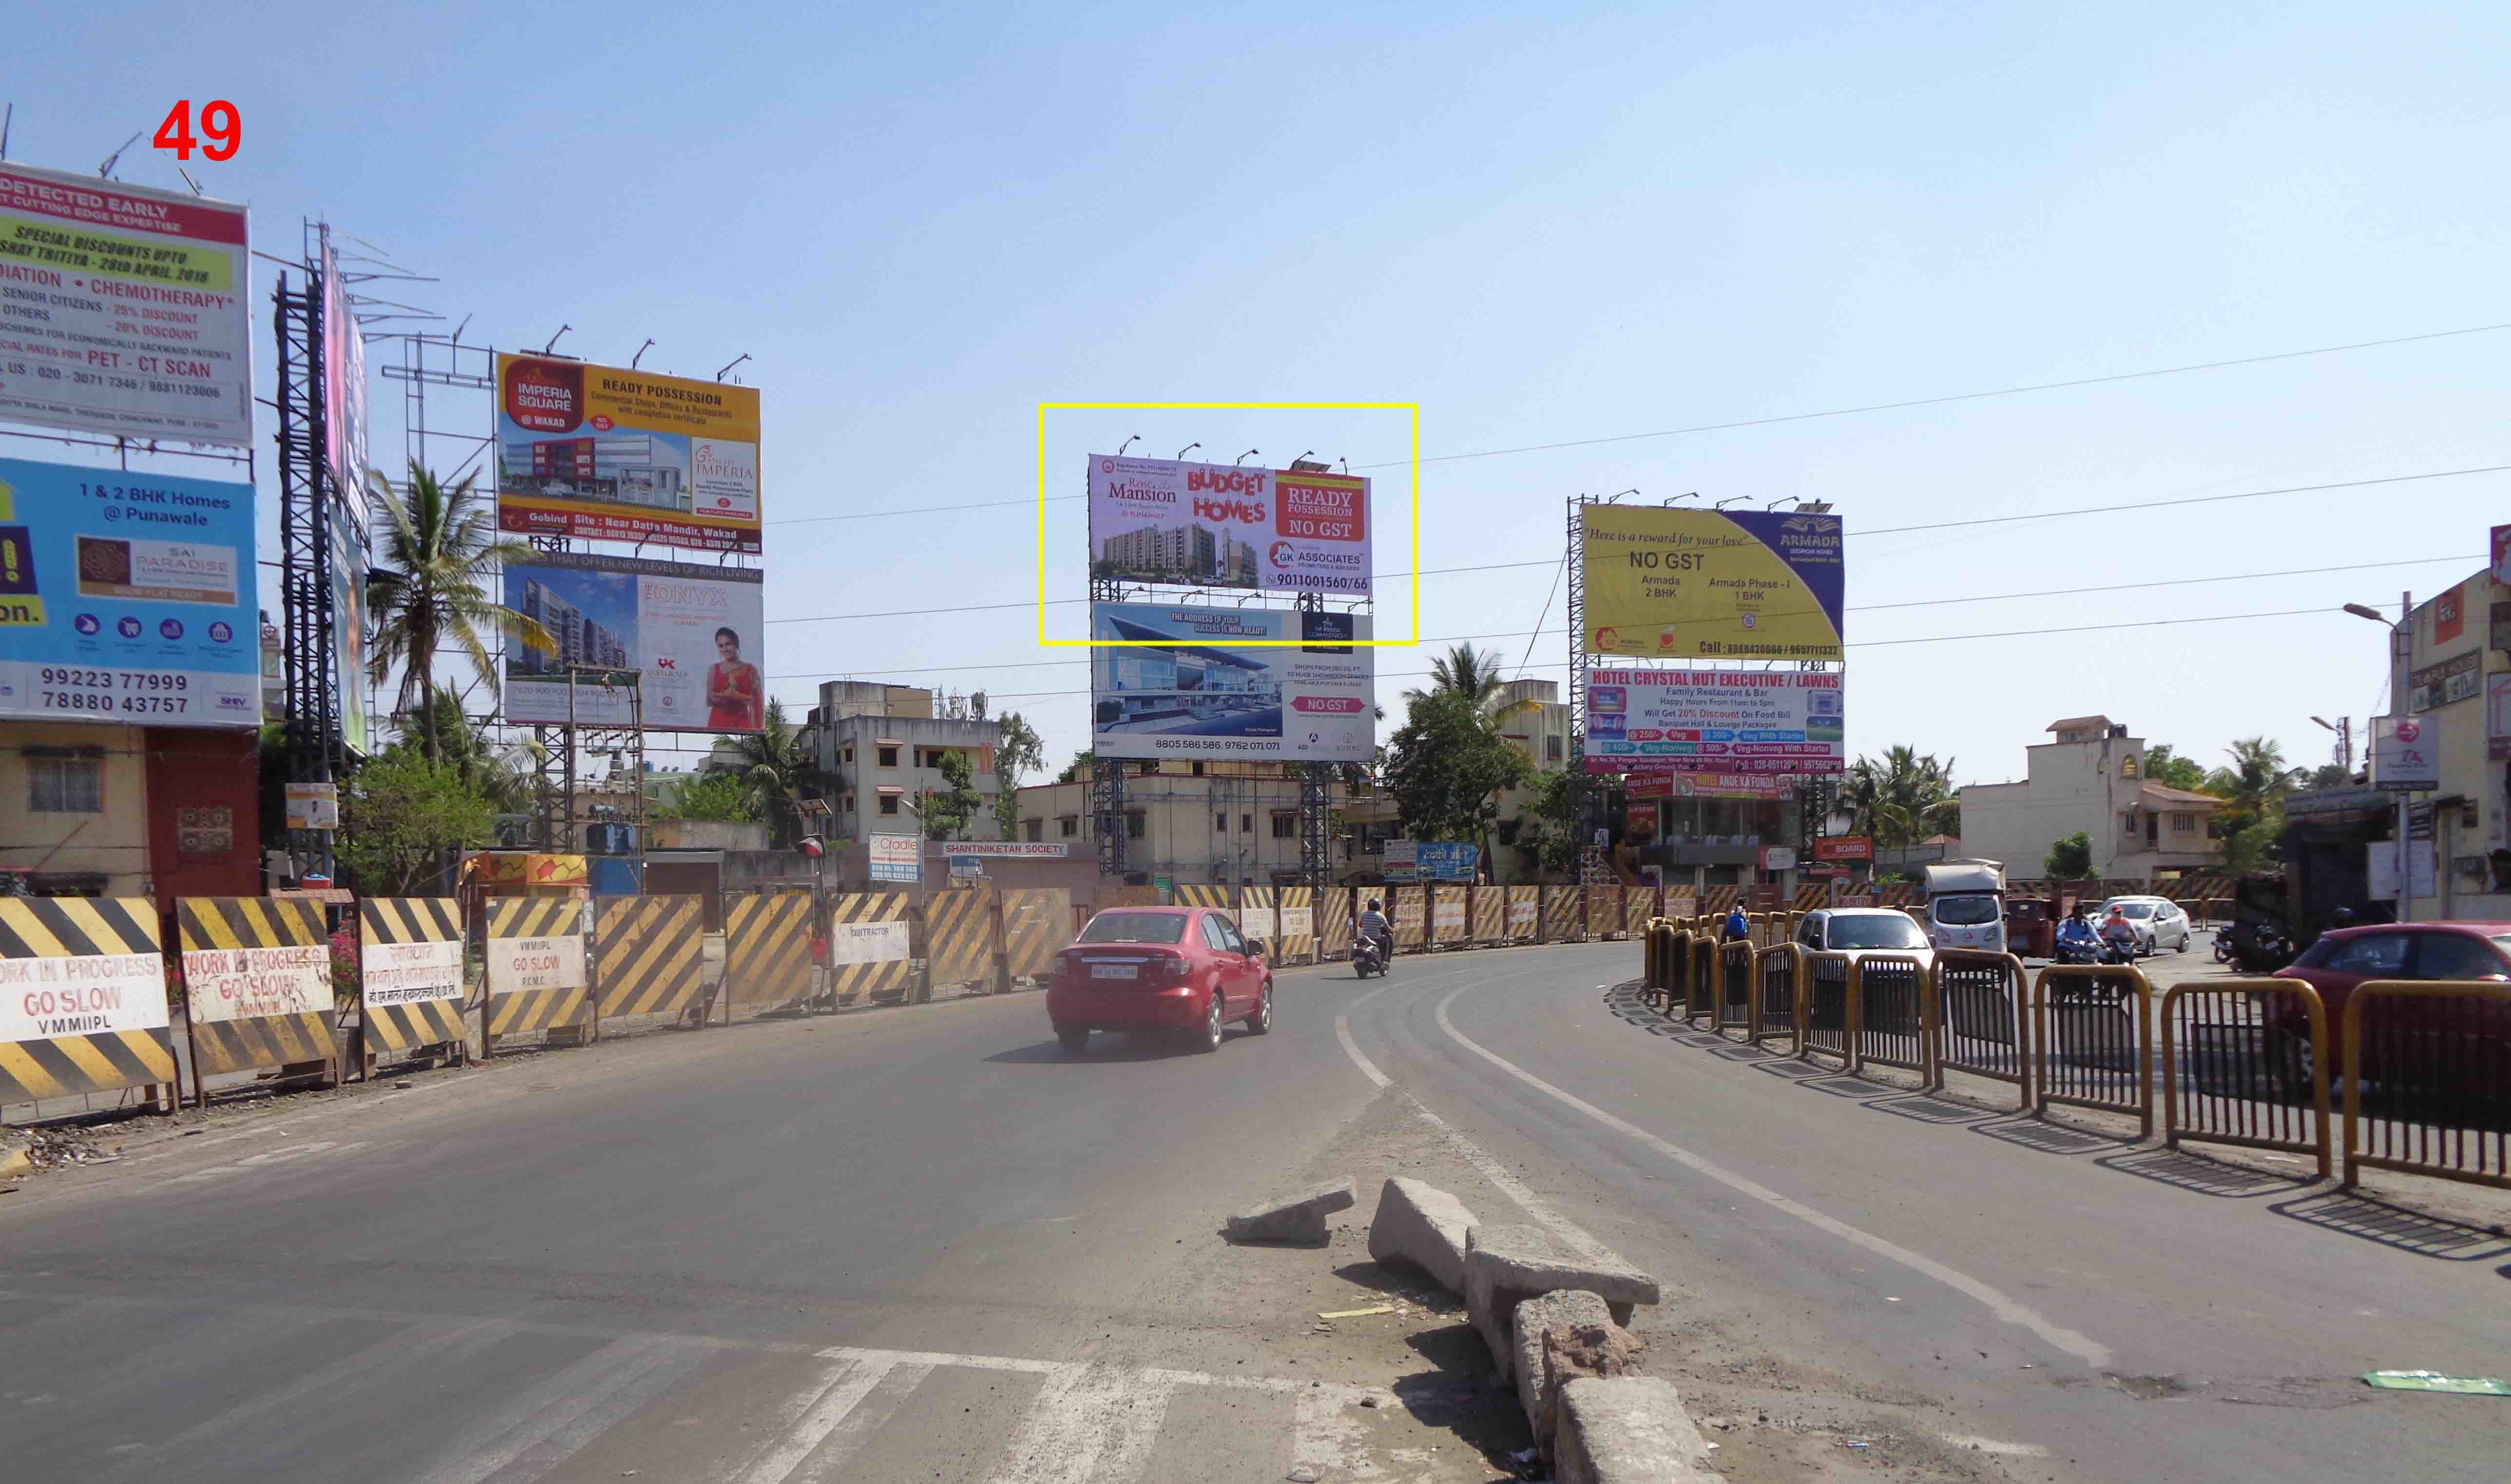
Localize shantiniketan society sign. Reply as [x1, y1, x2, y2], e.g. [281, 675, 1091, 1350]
[495, 354, 762, 553]
[0, 163, 253, 446]
[1088, 455, 1372, 597]
[1581, 507, 1844, 661]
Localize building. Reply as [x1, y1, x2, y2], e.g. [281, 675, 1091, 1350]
[802, 681, 1005, 842]
[1014, 759, 1377, 885]
[1096, 523, 1257, 586]
[512, 579, 628, 676]
[1957, 715, 2222, 883]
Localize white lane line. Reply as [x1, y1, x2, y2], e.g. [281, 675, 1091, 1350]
[408, 1335, 706, 1484]
[734, 1354, 930, 1484]
[1335, 965, 1622, 1267]
[1293, 1383, 1380, 1479]
[986, 1362, 1179, 1484]
[1429, 985, 2114, 1369]
[1941, 1434, 2054, 1457]
[818, 1343, 1061, 1375]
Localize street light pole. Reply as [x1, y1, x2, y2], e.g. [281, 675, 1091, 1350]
[2350, 594, 2414, 922]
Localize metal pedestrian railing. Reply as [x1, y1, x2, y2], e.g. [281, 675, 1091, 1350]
[1853, 954, 1931, 1077]
[1753, 943, 1803, 1048]
[2342, 980, 2511, 1192]
[2031, 964, 2154, 1138]
[1716, 940, 1756, 1034]
[1803, 950, 1853, 1063]
[1686, 934, 1718, 1022]
[1931, 950, 2030, 1108]
[2161, 979, 2330, 1178]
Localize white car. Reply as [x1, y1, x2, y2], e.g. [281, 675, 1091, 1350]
[2098, 896, 2194, 954]
[1794, 907, 1937, 974]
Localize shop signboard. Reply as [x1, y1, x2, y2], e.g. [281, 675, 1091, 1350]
[868, 834, 920, 885]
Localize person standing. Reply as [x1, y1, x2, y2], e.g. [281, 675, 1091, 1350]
[706, 626, 764, 730]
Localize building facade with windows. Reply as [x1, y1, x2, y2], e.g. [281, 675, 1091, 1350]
[1958, 715, 2222, 883]
[0, 721, 263, 901]
[802, 681, 1005, 841]
[1015, 759, 1387, 885]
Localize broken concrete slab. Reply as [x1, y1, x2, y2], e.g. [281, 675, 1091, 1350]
[1222, 1178, 1355, 1245]
[1553, 1375, 1719, 1484]
[1464, 1224, 1661, 1382]
[1513, 1290, 1644, 1462]
[1365, 1177, 1477, 1294]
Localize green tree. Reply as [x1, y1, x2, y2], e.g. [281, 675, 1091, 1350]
[1385, 688, 1529, 860]
[365, 464, 554, 760]
[651, 771, 758, 822]
[2203, 736, 2301, 870]
[917, 749, 985, 841]
[1055, 749, 1096, 784]
[2305, 761, 2352, 790]
[2044, 830, 2093, 881]
[1841, 746, 1962, 849]
[991, 710, 1045, 839]
[337, 752, 496, 894]
[398, 683, 540, 815]
[1403, 642, 1539, 728]
[1506, 767, 1586, 879]
[708, 698, 819, 845]
[2140, 744, 2209, 792]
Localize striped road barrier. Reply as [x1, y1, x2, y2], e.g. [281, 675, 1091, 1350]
[594, 895, 704, 1028]
[1429, 885, 1468, 949]
[1000, 888, 1072, 984]
[826, 892, 914, 1004]
[923, 884, 998, 994]
[0, 896, 176, 1114]
[483, 898, 590, 1052]
[1316, 887, 1352, 961]
[1390, 887, 1427, 952]
[1470, 886, 1505, 946]
[176, 896, 336, 1102]
[725, 892, 815, 1018]
[1275, 886, 1315, 964]
[357, 897, 468, 1069]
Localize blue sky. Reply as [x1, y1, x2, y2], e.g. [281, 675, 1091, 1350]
[15, 2, 2510, 786]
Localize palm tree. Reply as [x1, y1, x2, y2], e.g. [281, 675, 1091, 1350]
[709, 698, 824, 846]
[366, 463, 553, 760]
[1404, 642, 1540, 726]
[2203, 736, 2301, 868]
[1842, 745, 1961, 850]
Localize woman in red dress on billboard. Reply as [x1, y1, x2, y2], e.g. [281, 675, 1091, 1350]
[706, 626, 763, 731]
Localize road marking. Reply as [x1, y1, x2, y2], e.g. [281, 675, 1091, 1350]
[159, 1139, 373, 1185]
[987, 1362, 1178, 1484]
[1429, 985, 2114, 1369]
[733, 1354, 930, 1484]
[1335, 965, 1622, 1266]
[1941, 1434, 2053, 1457]
[1294, 1383, 1381, 1478]
[408, 1335, 707, 1484]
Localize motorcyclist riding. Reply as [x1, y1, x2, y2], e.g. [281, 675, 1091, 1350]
[1357, 898, 1393, 963]
[2100, 904, 2140, 957]
[1722, 905, 1750, 942]
[2055, 904, 2100, 957]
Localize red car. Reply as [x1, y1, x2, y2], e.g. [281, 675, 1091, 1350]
[2269, 922, 2511, 1083]
[1046, 906, 1275, 1056]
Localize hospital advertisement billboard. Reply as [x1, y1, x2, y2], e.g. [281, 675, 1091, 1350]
[1090, 602, 1374, 763]
[1583, 669, 1843, 776]
[1087, 454, 1371, 597]
[0, 163, 253, 446]
[494, 353, 762, 554]
[1580, 506, 1843, 661]
[0, 457, 261, 727]
[502, 552, 764, 732]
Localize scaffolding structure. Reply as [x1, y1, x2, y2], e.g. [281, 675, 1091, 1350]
[272, 252, 339, 879]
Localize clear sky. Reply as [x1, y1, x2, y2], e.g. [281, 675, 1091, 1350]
[16, 2, 2509, 789]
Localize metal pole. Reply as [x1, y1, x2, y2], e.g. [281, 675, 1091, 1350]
[2393, 590, 2413, 923]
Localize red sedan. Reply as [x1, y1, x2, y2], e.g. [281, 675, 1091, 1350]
[2269, 922, 2511, 1084]
[1046, 906, 1275, 1056]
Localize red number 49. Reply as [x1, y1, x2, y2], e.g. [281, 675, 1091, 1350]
[154, 100, 241, 162]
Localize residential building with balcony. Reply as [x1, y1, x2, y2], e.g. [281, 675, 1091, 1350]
[1958, 715, 2222, 883]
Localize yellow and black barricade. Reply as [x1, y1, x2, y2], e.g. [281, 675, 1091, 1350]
[1505, 885, 1540, 943]
[177, 897, 337, 1097]
[1714, 938, 1755, 1034]
[1541, 885, 1584, 943]
[1000, 887, 1073, 983]
[1470, 886, 1505, 946]
[357, 897, 468, 1067]
[1316, 887, 1353, 960]
[1428, 884, 1469, 948]
[0, 897, 176, 1112]
[1753, 942, 1804, 1046]
[1801, 949, 1854, 1061]
[1238, 887, 1278, 954]
[2161, 977, 2329, 1179]
[1622, 887, 1657, 940]
[2341, 979, 2509, 1192]
[1390, 887, 1427, 951]
[593, 894, 704, 1027]
[1852, 953, 1932, 1076]
[1173, 883, 1235, 917]
[923, 883, 999, 992]
[1586, 885, 1625, 941]
[1275, 886, 1316, 964]
[483, 897, 589, 1050]
[827, 891, 914, 1003]
[725, 891, 815, 1017]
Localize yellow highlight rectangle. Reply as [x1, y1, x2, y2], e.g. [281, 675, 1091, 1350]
[1036, 402, 1418, 647]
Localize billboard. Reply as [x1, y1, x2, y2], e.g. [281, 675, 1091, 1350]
[494, 354, 762, 553]
[1415, 842, 1477, 881]
[1087, 455, 1372, 597]
[1090, 603, 1374, 762]
[328, 513, 372, 755]
[868, 834, 920, 884]
[502, 552, 764, 731]
[0, 458, 260, 726]
[1624, 771, 1795, 801]
[0, 163, 252, 446]
[2373, 715, 2437, 793]
[1580, 506, 1844, 660]
[1583, 669, 1843, 776]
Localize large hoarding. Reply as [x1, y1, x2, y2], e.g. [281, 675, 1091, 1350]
[1584, 669, 1843, 776]
[0, 457, 260, 726]
[494, 354, 762, 553]
[1580, 506, 1843, 660]
[0, 164, 252, 447]
[502, 552, 764, 731]
[1090, 603, 1374, 762]
[320, 237, 370, 529]
[1087, 455, 1371, 597]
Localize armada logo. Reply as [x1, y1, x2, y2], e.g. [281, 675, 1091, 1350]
[1186, 468, 1268, 496]
[1194, 495, 1267, 523]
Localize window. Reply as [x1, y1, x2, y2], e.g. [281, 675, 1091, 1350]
[1797, 915, 1824, 950]
[2170, 812, 2198, 832]
[1192, 760, 1206, 776]
[1241, 813, 1253, 833]
[28, 756, 102, 813]
[2415, 933, 2509, 981]
[2145, 812, 2158, 846]
[877, 794, 900, 816]
[1219, 916, 1248, 954]
[1080, 912, 1187, 945]
[842, 794, 855, 813]
[1825, 914, 1929, 951]
[842, 745, 855, 764]
[1199, 915, 1233, 952]
[1546, 734, 1564, 762]
[877, 746, 899, 768]
[1023, 819, 1043, 842]
[1272, 812, 1296, 839]
[2299, 933, 2411, 977]
[1058, 815, 1079, 838]
[1126, 810, 1146, 839]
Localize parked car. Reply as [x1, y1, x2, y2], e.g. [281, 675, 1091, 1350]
[1046, 906, 1274, 1056]
[2268, 922, 2511, 1087]
[1792, 907, 1936, 975]
[2098, 896, 2195, 954]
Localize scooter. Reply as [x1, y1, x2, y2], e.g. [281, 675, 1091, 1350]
[1353, 932, 1392, 979]
[2053, 936, 2103, 966]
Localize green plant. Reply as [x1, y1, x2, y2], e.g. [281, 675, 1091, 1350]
[2044, 830, 2093, 881]
[707, 698, 819, 843]
[1842, 746, 1961, 850]
[651, 771, 758, 822]
[991, 710, 1044, 838]
[366, 463, 554, 759]
[918, 749, 984, 841]
[337, 751, 496, 895]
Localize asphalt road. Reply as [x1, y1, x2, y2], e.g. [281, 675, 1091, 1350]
[2, 938, 2503, 1484]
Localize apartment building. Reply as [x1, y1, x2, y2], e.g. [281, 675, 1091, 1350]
[1958, 715, 2222, 883]
[802, 681, 1005, 842]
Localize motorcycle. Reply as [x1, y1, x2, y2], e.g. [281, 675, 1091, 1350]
[2099, 934, 2140, 965]
[2214, 928, 2238, 964]
[1353, 931, 1392, 979]
[2053, 936, 2103, 966]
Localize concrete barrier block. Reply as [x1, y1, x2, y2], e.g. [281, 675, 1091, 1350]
[1512, 1290, 1644, 1461]
[1365, 1177, 1477, 1294]
[1465, 1223, 1662, 1381]
[1222, 1178, 1356, 1245]
[1555, 1376, 1719, 1484]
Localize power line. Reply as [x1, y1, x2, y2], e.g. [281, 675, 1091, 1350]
[763, 558, 1559, 626]
[759, 322, 2511, 527]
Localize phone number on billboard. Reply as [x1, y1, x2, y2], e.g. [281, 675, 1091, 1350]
[37, 667, 192, 716]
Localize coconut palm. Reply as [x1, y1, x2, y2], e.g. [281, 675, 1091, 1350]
[1842, 745, 1962, 850]
[366, 463, 553, 760]
[708, 698, 826, 846]
[1404, 642, 1540, 725]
